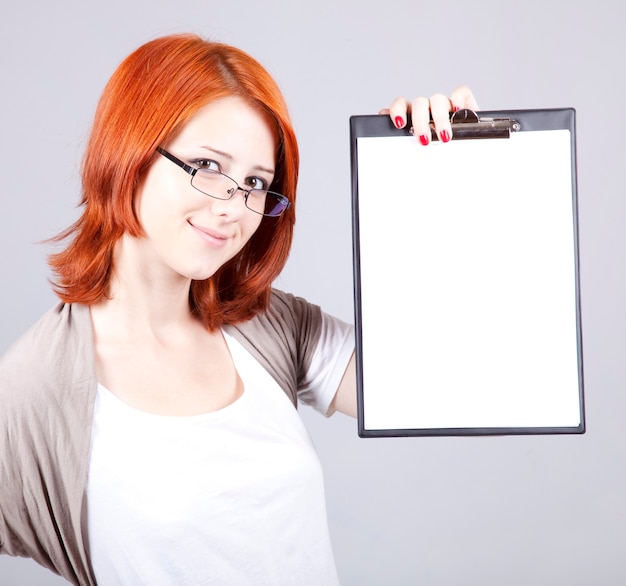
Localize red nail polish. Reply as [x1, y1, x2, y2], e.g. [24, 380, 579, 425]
[419, 135, 429, 146]
[453, 105, 460, 112]
[394, 116, 404, 129]
[441, 130, 451, 143]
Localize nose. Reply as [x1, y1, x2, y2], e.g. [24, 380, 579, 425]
[209, 187, 248, 218]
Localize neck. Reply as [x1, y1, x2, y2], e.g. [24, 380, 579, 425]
[91, 235, 197, 336]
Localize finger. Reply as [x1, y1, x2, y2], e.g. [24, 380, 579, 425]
[429, 93, 453, 142]
[387, 96, 411, 129]
[449, 84, 479, 112]
[410, 96, 432, 146]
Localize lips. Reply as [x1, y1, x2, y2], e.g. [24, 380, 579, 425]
[188, 221, 230, 248]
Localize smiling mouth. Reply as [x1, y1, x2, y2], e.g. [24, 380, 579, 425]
[188, 221, 229, 247]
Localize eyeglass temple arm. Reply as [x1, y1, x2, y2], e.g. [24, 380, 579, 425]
[156, 147, 197, 176]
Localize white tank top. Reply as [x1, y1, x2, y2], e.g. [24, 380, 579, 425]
[84, 328, 349, 585]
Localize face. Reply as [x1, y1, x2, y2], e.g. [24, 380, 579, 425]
[129, 96, 276, 284]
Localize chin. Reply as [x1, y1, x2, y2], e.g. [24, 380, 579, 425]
[179, 250, 241, 282]
[181, 260, 229, 282]
[186, 268, 220, 281]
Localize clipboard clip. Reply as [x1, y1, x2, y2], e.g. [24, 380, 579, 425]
[410, 109, 520, 141]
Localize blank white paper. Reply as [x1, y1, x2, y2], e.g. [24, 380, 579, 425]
[356, 130, 581, 431]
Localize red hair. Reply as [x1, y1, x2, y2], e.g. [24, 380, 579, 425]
[49, 34, 299, 329]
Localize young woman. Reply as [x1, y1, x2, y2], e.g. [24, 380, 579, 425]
[0, 33, 477, 585]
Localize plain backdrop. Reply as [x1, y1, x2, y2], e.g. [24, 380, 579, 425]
[1, 1, 625, 585]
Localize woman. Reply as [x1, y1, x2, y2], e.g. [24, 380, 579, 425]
[0, 33, 477, 585]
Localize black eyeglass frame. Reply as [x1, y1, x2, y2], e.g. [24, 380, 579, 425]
[156, 147, 291, 218]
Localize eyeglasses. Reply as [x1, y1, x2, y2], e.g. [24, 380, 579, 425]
[156, 147, 291, 218]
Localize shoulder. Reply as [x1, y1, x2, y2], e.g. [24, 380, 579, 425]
[230, 289, 324, 350]
[0, 303, 94, 406]
[264, 289, 323, 333]
[0, 302, 91, 367]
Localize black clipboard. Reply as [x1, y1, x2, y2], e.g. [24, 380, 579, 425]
[351, 108, 585, 437]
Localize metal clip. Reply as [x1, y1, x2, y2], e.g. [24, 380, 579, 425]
[409, 109, 520, 141]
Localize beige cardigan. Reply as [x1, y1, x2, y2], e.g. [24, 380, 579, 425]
[0, 290, 328, 585]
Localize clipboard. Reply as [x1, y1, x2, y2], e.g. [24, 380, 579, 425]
[350, 108, 585, 437]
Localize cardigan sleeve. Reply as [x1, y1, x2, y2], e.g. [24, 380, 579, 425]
[0, 303, 97, 586]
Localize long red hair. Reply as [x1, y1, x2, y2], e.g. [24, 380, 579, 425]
[49, 34, 299, 329]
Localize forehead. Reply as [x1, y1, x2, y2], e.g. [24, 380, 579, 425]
[173, 97, 278, 158]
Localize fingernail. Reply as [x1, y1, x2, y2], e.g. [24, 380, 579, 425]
[394, 116, 404, 129]
[419, 134, 429, 146]
[453, 105, 460, 112]
[441, 130, 451, 143]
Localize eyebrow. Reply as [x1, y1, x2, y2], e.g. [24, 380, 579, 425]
[200, 146, 275, 176]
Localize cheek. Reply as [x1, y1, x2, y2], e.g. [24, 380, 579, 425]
[134, 189, 161, 238]
[250, 214, 264, 234]
[229, 217, 263, 263]
[242, 214, 264, 245]
[134, 168, 180, 234]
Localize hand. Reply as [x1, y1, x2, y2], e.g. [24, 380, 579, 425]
[379, 85, 479, 145]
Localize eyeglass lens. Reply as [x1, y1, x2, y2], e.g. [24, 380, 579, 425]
[192, 169, 287, 217]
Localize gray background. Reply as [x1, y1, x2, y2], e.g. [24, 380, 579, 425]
[1, 1, 624, 584]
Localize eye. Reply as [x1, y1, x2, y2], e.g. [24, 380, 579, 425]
[192, 158, 221, 173]
[245, 176, 269, 191]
